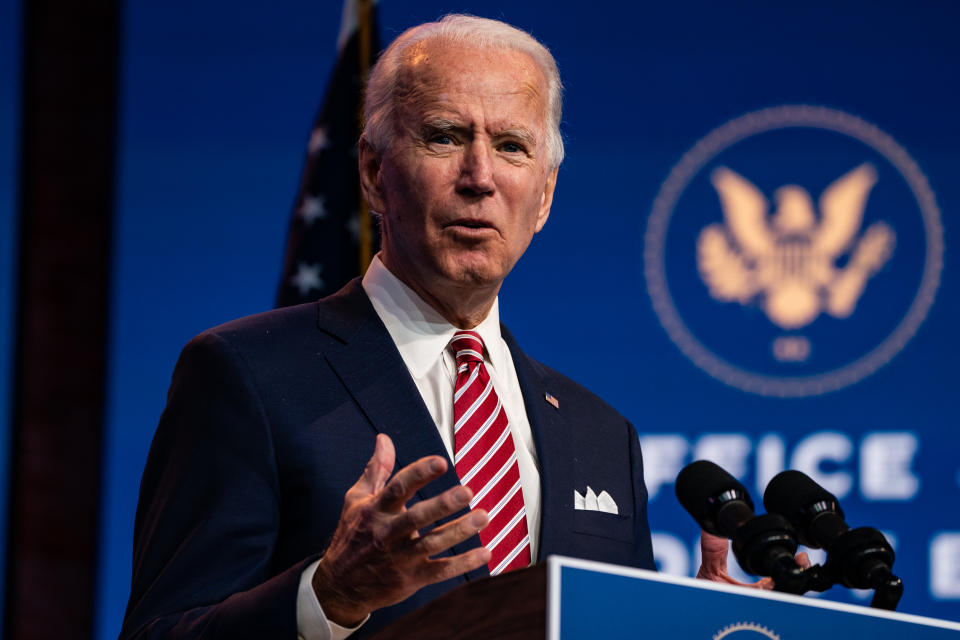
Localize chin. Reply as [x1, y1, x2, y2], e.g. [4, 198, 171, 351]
[439, 258, 506, 289]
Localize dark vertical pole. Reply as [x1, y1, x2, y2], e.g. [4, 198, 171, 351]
[357, 0, 373, 275]
[4, 0, 118, 638]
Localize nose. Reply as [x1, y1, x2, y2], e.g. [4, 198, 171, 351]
[456, 141, 495, 198]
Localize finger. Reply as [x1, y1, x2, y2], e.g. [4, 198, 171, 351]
[795, 551, 811, 569]
[378, 455, 448, 513]
[699, 529, 730, 573]
[749, 577, 774, 590]
[406, 509, 489, 557]
[389, 485, 473, 540]
[415, 546, 492, 585]
[359, 434, 396, 495]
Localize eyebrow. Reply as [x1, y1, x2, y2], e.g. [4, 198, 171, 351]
[421, 116, 461, 132]
[496, 127, 537, 147]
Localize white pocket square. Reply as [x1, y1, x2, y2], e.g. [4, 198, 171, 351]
[574, 486, 619, 514]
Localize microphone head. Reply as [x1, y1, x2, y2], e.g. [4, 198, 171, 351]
[676, 460, 754, 535]
[763, 470, 842, 521]
[763, 469, 845, 548]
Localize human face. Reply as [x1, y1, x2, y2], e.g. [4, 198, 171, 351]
[361, 40, 558, 319]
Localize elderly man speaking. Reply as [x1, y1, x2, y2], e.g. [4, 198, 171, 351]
[122, 15, 659, 640]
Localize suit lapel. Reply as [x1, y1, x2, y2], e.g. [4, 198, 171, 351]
[502, 326, 574, 563]
[316, 280, 486, 576]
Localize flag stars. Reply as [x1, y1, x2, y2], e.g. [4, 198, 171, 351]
[308, 126, 330, 153]
[346, 210, 360, 240]
[290, 262, 324, 296]
[299, 195, 327, 225]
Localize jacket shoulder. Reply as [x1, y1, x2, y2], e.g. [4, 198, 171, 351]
[520, 350, 632, 427]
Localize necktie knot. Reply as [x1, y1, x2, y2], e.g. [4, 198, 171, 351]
[450, 330, 485, 367]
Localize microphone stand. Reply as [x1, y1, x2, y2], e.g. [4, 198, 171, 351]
[767, 527, 903, 611]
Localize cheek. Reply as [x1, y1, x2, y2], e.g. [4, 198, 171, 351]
[390, 161, 454, 212]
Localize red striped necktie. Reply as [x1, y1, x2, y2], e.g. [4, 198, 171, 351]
[450, 330, 531, 575]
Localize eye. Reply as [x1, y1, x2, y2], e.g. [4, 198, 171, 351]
[429, 134, 454, 145]
[500, 141, 527, 154]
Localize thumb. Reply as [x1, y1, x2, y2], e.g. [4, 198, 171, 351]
[698, 529, 730, 576]
[359, 434, 395, 495]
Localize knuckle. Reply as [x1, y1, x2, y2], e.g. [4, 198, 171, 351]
[440, 559, 463, 580]
[371, 532, 389, 553]
[395, 510, 416, 534]
[444, 491, 464, 512]
[418, 535, 442, 556]
[382, 479, 405, 502]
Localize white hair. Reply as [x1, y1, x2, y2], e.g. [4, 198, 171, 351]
[363, 14, 565, 168]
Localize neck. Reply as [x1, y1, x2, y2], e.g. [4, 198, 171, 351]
[411, 282, 498, 329]
[379, 256, 499, 329]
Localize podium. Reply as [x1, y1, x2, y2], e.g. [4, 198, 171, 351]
[371, 556, 960, 639]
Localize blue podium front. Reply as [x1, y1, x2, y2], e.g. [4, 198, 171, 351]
[547, 556, 960, 639]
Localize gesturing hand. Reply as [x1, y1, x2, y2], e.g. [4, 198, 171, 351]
[312, 434, 491, 626]
[697, 529, 810, 590]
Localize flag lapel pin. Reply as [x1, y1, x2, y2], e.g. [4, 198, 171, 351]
[544, 392, 559, 410]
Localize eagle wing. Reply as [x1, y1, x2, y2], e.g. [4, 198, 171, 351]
[710, 166, 777, 258]
[814, 163, 878, 257]
[697, 224, 759, 302]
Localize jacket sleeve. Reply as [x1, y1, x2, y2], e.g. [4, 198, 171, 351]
[628, 419, 657, 570]
[120, 332, 311, 639]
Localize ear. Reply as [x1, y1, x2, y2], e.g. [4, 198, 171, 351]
[534, 166, 559, 233]
[358, 137, 387, 213]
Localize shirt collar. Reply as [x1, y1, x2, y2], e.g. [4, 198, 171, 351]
[361, 255, 505, 378]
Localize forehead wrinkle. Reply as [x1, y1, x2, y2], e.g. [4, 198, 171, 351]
[392, 41, 549, 141]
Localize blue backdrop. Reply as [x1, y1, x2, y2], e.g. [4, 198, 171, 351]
[0, 0, 23, 627]
[3, 1, 958, 638]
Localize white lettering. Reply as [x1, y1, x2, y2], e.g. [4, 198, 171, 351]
[860, 432, 920, 500]
[636, 430, 922, 503]
[639, 435, 689, 500]
[790, 431, 853, 498]
[756, 433, 786, 496]
[694, 433, 752, 481]
[931, 532, 960, 599]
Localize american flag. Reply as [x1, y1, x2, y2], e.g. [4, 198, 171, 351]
[275, 0, 381, 307]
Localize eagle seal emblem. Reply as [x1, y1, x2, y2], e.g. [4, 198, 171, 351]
[699, 163, 895, 330]
[644, 105, 942, 397]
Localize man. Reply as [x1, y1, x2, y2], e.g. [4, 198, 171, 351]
[123, 15, 682, 639]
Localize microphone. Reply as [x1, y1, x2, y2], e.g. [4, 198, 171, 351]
[764, 470, 903, 608]
[676, 460, 805, 592]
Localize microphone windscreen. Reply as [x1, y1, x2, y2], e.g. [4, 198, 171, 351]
[675, 460, 752, 526]
[763, 470, 839, 522]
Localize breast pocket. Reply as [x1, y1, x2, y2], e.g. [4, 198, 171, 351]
[571, 509, 634, 542]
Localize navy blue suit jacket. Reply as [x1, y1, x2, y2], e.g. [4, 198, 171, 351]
[121, 280, 655, 639]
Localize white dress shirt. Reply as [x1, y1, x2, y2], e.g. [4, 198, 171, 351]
[297, 256, 542, 640]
